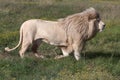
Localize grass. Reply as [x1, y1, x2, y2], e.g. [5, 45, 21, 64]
[0, 0, 120, 80]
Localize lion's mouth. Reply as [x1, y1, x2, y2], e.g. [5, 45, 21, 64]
[99, 25, 105, 32]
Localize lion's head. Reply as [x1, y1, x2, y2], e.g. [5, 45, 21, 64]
[59, 7, 105, 40]
[86, 7, 105, 32]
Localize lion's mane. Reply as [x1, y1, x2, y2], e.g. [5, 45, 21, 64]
[59, 7, 100, 41]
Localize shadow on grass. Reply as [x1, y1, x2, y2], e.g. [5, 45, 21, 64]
[82, 51, 120, 59]
[0, 49, 120, 60]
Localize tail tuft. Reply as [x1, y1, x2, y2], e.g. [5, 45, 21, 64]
[5, 47, 11, 52]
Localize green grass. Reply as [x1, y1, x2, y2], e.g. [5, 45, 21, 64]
[0, 0, 120, 80]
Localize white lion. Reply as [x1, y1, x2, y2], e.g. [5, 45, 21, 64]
[5, 7, 105, 60]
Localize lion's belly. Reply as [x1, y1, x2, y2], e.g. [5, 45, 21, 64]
[36, 22, 68, 46]
[42, 38, 67, 46]
[42, 29, 67, 46]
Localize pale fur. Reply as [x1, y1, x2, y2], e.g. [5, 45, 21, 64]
[5, 7, 105, 60]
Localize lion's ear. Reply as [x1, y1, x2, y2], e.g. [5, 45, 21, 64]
[88, 12, 100, 21]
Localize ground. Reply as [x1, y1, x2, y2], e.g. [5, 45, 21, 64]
[0, 0, 120, 80]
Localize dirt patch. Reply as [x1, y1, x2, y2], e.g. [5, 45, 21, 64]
[0, 52, 12, 59]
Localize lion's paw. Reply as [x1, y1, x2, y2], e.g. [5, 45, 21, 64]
[54, 55, 64, 59]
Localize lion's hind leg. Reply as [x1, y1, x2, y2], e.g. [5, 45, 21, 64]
[19, 41, 31, 58]
[31, 39, 44, 58]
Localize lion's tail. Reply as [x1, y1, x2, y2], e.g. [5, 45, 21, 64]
[5, 27, 23, 52]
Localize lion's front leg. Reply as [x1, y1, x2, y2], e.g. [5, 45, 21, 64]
[55, 46, 73, 59]
[73, 41, 84, 61]
[54, 55, 65, 59]
[54, 48, 69, 59]
[73, 49, 81, 61]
